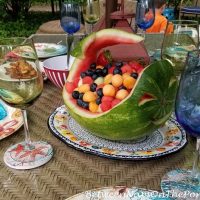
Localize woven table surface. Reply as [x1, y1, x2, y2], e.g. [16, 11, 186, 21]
[0, 80, 195, 200]
[0, 32, 195, 200]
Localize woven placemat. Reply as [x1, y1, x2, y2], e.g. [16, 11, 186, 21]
[0, 80, 195, 200]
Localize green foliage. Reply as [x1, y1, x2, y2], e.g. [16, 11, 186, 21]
[0, 11, 59, 37]
[0, 0, 32, 19]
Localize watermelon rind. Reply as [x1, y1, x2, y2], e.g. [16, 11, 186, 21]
[63, 29, 177, 141]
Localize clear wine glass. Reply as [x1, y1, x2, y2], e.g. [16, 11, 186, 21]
[60, 1, 81, 67]
[161, 50, 200, 198]
[0, 37, 53, 170]
[135, 0, 155, 35]
[161, 20, 199, 76]
[83, 0, 100, 34]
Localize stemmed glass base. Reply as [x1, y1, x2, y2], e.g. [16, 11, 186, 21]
[4, 141, 53, 170]
[161, 169, 200, 199]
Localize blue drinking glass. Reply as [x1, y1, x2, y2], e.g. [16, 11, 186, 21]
[161, 50, 200, 198]
[135, 0, 155, 33]
[60, 2, 81, 67]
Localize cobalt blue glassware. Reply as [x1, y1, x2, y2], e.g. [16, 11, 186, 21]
[175, 50, 200, 138]
[60, 2, 81, 35]
[161, 50, 200, 198]
[136, 0, 155, 30]
[60, 2, 81, 67]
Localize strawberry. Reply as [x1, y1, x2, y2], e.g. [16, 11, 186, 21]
[96, 50, 112, 66]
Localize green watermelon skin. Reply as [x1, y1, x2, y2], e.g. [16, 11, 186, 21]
[63, 60, 177, 141]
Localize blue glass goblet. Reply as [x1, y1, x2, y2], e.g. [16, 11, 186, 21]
[161, 50, 200, 198]
[60, 2, 81, 67]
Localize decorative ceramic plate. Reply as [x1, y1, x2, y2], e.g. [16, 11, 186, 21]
[161, 169, 200, 200]
[34, 43, 67, 58]
[10, 45, 37, 60]
[66, 186, 173, 200]
[48, 106, 187, 160]
[0, 100, 23, 140]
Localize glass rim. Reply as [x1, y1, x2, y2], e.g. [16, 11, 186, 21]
[0, 37, 27, 41]
[0, 37, 29, 46]
[168, 20, 199, 25]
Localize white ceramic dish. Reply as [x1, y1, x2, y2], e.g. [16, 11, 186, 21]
[34, 43, 67, 58]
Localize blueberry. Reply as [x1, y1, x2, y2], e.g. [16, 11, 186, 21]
[92, 73, 98, 80]
[119, 85, 127, 90]
[96, 68, 103, 76]
[97, 88, 103, 97]
[80, 72, 87, 78]
[86, 69, 94, 77]
[102, 67, 108, 77]
[79, 93, 84, 100]
[105, 63, 112, 69]
[90, 83, 97, 92]
[115, 62, 123, 68]
[77, 99, 83, 107]
[96, 97, 102, 105]
[72, 91, 79, 99]
[82, 101, 89, 109]
[90, 63, 96, 69]
[131, 72, 138, 79]
[113, 68, 122, 75]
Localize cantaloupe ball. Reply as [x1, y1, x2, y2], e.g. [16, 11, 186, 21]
[104, 74, 113, 84]
[122, 73, 131, 79]
[78, 84, 90, 93]
[83, 91, 97, 102]
[123, 77, 136, 89]
[89, 101, 99, 112]
[103, 84, 115, 97]
[116, 89, 129, 100]
[111, 74, 123, 87]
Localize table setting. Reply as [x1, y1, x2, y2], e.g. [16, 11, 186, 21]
[0, 1, 200, 199]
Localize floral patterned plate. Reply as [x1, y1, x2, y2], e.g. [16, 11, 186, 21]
[161, 169, 200, 200]
[0, 99, 23, 140]
[48, 106, 187, 160]
[66, 186, 173, 200]
[34, 43, 67, 58]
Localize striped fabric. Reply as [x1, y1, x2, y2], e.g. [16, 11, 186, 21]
[181, 6, 200, 14]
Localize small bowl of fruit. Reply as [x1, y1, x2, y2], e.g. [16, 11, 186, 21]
[43, 55, 75, 89]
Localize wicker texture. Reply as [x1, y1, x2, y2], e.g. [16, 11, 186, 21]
[0, 81, 195, 200]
